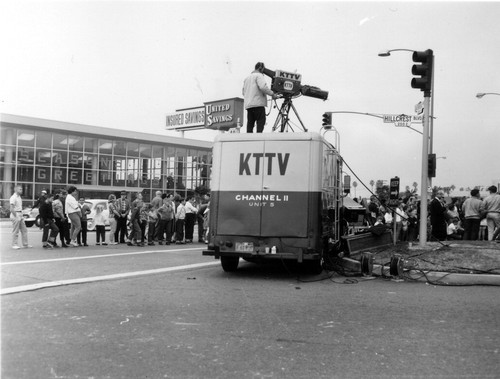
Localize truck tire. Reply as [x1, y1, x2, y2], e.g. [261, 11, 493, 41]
[302, 260, 323, 275]
[25, 221, 34, 227]
[221, 256, 239, 272]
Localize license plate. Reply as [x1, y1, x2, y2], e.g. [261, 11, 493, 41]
[235, 242, 254, 252]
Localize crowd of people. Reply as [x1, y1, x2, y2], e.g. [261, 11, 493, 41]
[356, 185, 500, 243]
[9, 185, 210, 249]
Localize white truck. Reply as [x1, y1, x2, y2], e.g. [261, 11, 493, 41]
[203, 131, 343, 272]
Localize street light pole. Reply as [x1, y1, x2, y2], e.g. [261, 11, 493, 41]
[419, 97, 430, 247]
[379, 48, 434, 247]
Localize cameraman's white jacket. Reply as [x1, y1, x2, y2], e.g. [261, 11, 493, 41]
[242, 71, 274, 109]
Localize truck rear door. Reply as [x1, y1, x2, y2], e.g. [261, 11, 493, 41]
[215, 137, 312, 238]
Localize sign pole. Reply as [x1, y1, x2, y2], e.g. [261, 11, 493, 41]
[419, 97, 430, 247]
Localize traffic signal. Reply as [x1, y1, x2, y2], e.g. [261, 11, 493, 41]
[428, 153, 436, 178]
[411, 49, 433, 96]
[322, 112, 332, 127]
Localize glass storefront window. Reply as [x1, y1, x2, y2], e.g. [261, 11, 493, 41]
[19, 183, 34, 201]
[51, 150, 68, 167]
[126, 157, 139, 187]
[17, 147, 34, 164]
[53, 133, 68, 150]
[68, 135, 84, 152]
[67, 169, 82, 184]
[84, 137, 98, 153]
[98, 170, 111, 186]
[35, 149, 53, 166]
[68, 151, 83, 168]
[35, 131, 52, 149]
[17, 165, 34, 182]
[35, 166, 51, 183]
[127, 142, 139, 157]
[98, 139, 113, 154]
[52, 167, 67, 184]
[83, 153, 97, 169]
[85, 170, 98, 186]
[152, 145, 163, 158]
[114, 141, 126, 156]
[139, 144, 152, 158]
[17, 130, 35, 147]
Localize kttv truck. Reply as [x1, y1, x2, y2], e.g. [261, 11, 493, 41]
[203, 131, 343, 272]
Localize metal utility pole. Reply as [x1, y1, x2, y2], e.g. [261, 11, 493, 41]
[411, 49, 433, 247]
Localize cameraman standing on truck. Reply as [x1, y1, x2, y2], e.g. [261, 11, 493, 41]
[242, 62, 278, 133]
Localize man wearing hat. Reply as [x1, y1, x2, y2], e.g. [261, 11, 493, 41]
[242, 62, 278, 133]
[481, 185, 500, 240]
[115, 191, 131, 244]
[33, 189, 48, 230]
[33, 189, 48, 208]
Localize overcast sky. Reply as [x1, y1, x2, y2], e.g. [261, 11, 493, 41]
[1, 0, 499, 198]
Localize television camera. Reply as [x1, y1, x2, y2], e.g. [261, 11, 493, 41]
[261, 64, 329, 132]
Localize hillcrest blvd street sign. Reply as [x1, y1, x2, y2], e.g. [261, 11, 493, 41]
[383, 114, 423, 128]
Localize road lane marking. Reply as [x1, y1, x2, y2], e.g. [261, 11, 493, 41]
[1, 247, 201, 266]
[1, 261, 220, 295]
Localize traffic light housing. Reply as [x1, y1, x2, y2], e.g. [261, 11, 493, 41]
[322, 112, 332, 127]
[411, 49, 433, 96]
[428, 153, 436, 178]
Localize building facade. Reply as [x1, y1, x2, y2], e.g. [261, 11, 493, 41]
[0, 114, 212, 210]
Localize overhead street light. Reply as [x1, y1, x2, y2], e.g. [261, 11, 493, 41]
[476, 92, 500, 98]
[378, 49, 416, 57]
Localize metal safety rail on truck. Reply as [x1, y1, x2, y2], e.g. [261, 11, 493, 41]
[203, 131, 343, 272]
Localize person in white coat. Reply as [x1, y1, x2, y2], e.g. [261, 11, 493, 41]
[242, 62, 278, 133]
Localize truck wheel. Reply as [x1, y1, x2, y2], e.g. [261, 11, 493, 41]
[221, 256, 239, 272]
[303, 260, 323, 275]
[25, 221, 34, 227]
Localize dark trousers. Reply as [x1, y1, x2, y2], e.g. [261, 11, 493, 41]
[116, 216, 128, 243]
[128, 219, 142, 242]
[175, 219, 185, 242]
[185, 213, 196, 241]
[77, 220, 88, 245]
[42, 219, 59, 244]
[463, 218, 480, 240]
[148, 221, 156, 243]
[156, 219, 166, 241]
[54, 218, 67, 245]
[246, 107, 266, 133]
[96, 225, 106, 243]
[165, 219, 174, 243]
[139, 220, 146, 243]
[197, 214, 205, 241]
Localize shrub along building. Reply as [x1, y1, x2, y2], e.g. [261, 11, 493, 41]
[0, 114, 212, 209]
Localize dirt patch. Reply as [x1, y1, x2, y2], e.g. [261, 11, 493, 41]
[354, 241, 500, 274]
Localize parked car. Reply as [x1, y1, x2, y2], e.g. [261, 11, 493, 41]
[22, 207, 40, 227]
[84, 199, 110, 231]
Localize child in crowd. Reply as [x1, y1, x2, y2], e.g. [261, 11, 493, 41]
[447, 217, 464, 240]
[478, 218, 488, 241]
[175, 198, 186, 244]
[146, 203, 157, 246]
[94, 204, 107, 246]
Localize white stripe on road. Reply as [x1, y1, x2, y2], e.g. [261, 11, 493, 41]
[1, 247, 201, 266]
[1, 261, 220, 295]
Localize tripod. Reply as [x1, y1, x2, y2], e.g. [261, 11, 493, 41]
[271, 95, 308, 133]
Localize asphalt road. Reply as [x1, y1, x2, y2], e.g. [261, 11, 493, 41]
[1, 226, 500, 379]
